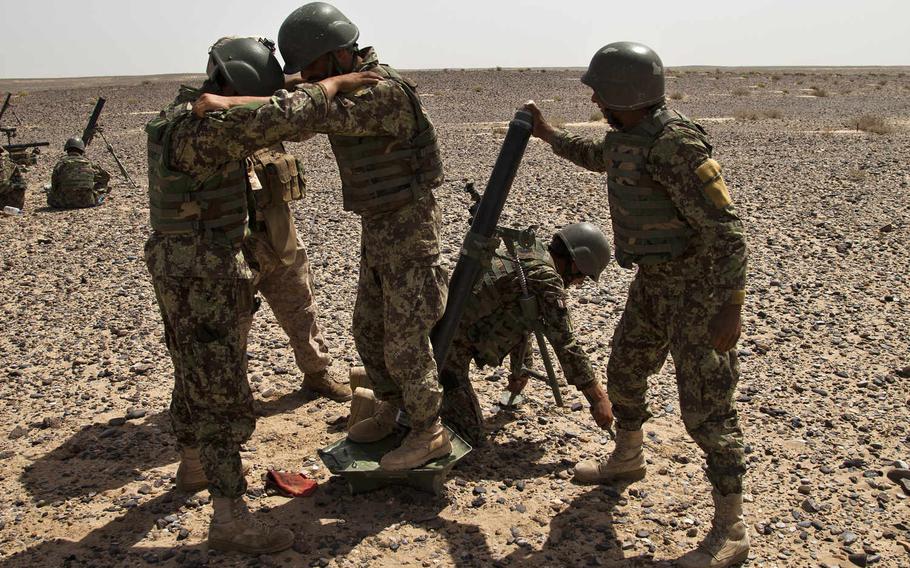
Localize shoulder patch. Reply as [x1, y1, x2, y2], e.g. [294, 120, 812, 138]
[695, 158, 732, 208]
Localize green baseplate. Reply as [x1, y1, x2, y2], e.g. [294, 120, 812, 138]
[318, 425, 472, 495]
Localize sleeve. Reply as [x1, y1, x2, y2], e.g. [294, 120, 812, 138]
[93, 163, 111, 187]
[648, 129, 748, 302]
[533, 270, 596, 389]
[304, 79, 417, 138]
[169, 84, 331, 176]
[549, 130, 608, 173]
[507, 337, 533, 377]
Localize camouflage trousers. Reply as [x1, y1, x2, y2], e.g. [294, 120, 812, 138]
[608, 269, 745, 495]
[0, 187, 25, 210]
[145, 238, 256, 499]
[439, 337, 486, 447]
[353, 256, 447, 431]
[47, 187, 101, 209]
[245, 232, 332, 376]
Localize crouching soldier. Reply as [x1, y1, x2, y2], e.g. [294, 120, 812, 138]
[47, 137, 110, 209]
[439, 223, 614, 446]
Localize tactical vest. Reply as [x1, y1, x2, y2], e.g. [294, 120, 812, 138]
[473, 238, 552, 325]
[329, 64, 443, 215]
[145, 109, 249, 247]
[605, 108, 708, 268]
[51, 155, 97, 207]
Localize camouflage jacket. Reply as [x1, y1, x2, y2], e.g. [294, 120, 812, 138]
[49, 154, 110, 208]
[459, 238, 596, 389]
[550, 114, 747, 302]
[0, 149, 26, 197]
[299, 47, 442, 268]
[145, 83, 333, 280]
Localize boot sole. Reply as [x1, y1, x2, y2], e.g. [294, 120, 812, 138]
[575, 466, 647, 485]
[380, 442, 453, 471]
[208, 536, 294, 555]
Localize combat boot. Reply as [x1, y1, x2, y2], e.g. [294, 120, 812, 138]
[379, 419, 452, 471]
[347, 400, 399, 443]
[573, 428, 646, 484]
[302, 367, 352, 402]
[208, 497, 295, 554]
[176, 447, 250, 493]
[677, 491, 750, 568]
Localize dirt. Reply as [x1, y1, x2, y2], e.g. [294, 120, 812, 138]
[0, 66, 909, 567]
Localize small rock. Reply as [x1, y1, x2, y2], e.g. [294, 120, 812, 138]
[8, 426, 27, 439]
[108, 417, 127, 427]
[125, 408, 147, 420]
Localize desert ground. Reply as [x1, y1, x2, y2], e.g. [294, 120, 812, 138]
[0, 66, 908, 567]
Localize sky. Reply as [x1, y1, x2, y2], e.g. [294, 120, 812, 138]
[1, 0, 908, 79]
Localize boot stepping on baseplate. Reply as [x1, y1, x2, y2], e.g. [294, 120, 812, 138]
[379, 420, 452, 471]
[347, 400, 399, 443]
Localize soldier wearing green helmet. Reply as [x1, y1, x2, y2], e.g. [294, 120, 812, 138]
[144, 35, 378, 555]
[524, 41, 750, 568]
[439, 223, 614, 447]
[47, 136, 111, 209]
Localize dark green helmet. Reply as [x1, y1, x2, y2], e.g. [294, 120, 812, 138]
[64, 137, 85, 153]
[278, 2, 359, 74]
[554, 223, 611, 281]
[581, 41, 665, 111]
[206, 37, 284, 97]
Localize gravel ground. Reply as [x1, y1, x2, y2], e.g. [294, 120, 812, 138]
[0, 67, 908, 567]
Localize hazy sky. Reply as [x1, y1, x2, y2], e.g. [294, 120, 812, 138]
[2, 0, 908, 78]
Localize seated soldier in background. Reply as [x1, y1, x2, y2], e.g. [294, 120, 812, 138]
[435, 222, 614, 446]
[0, 146, 27, 210]
[47, 137, 110, 209]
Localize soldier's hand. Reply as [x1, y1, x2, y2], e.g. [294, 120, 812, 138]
[522, 100, 556, 143]
[319, 71, 383, 99]
[709, 303, 743, 352]
[507, 374, 529, 395]
[193, 93, 231, 117]
[590, 396, 614, 430]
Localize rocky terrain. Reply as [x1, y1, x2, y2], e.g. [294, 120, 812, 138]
[0, 66, 908, 567]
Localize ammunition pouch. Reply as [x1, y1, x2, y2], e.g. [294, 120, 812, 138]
[250, 146, 305, 265]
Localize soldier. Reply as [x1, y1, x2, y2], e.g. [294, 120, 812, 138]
[439, 223, 614, 447]
[244, 142, 352, 402]
[145, 36, 377, 554]
[524, 42, 750, 568]
[197, 2, 451, 471]
[47, 137, 110, 209]
[0, 146, 26, 210]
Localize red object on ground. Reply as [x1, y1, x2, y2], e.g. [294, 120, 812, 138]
[266, 470, 318, 497]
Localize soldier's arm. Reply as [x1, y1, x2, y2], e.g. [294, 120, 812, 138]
[507, 338, 533, 377]
[548, 130, 608, 173]
[648, 128, 748, 304]
[93, 164, 110, 187]
[302, 79, 417, 138]
[533, 270, 597, 390]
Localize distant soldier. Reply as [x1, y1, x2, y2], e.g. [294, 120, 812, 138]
[440, 223, 614, 447]
[244, 141, 352, 402]
[47, 137, 110, 209]
[144, 36, 376, 554]
[198, 2, 452, 470]
[525, 42, 750, 568]
[0, 146, 26, 210]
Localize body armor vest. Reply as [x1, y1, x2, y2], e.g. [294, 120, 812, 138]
[473, 239, 552, 325]
[145, 110, 250, 247]
[605, 108, 708, 268]
[51, 155, 97, 208]
[330, 64, 443, 215]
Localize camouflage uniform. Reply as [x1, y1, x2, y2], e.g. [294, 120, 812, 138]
[549, 107, 748, 495]
[244, 144, 332, 376]
[144, 83, 339, 498]
[48, 154, 110, 209]
[441, 237, 596, 443]
[0, 148, 26, 210]
[302, 48, 447, 431]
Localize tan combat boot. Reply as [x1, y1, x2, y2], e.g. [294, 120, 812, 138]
[348, 387, 378, 430]
[207, 497, 295, 554]
[573, 428, 646, 484]
[379, 420, 453, 471]
[176, 447, 250, 493]
[303, 367, 352, 402]
[677, 491, 750, 568]
[347, 400, 399, 443]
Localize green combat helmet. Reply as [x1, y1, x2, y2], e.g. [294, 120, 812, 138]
[554, 222, 612, 281]
[581, 41, 665, 111]
[206, 37, 285, 97]
[278, 2, 360, 74]
[64, 137, 85, 153]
